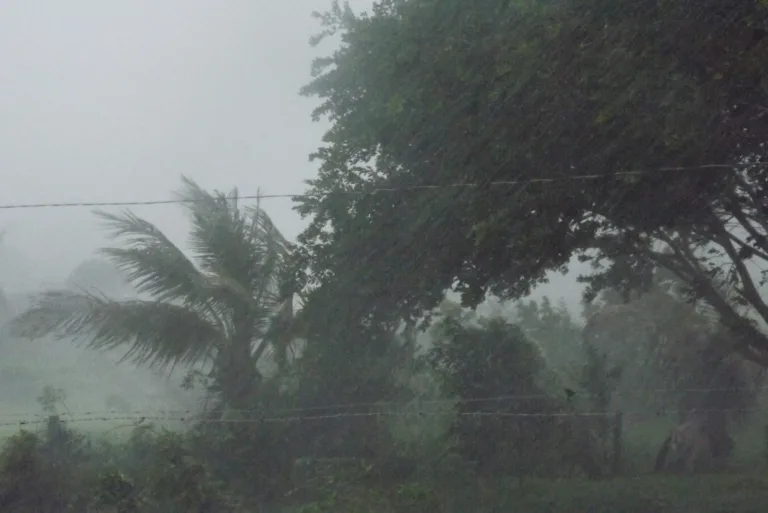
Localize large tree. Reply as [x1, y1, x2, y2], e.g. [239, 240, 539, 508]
[296, 0, 768, 363]
[426, 307, 557, 475]
[10, 177, 295, 411]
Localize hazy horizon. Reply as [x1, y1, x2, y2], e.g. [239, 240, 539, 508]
[0, 0, 336, 283]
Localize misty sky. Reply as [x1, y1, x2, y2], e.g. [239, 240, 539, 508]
[0, 0, 585, 309]
[0, 1, 350, 285]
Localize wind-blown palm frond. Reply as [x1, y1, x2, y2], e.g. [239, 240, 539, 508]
[176, 177, 291, 304]
[9, 290, 223, 370]
[247, 204, 293, 300]
[259, 294, 299, 368]
[95, 209, 213, 306]
[94, 208, 277, 335]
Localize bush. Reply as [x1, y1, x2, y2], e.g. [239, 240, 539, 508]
[0, 413, 767, 512]
[0, 421, 96, 512]
[0, 417, 234, 513]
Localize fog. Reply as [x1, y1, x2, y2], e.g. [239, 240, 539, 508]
[0, 0, 588, 422]
[0, 0, 338, 421]
[0, 0, 331, 277]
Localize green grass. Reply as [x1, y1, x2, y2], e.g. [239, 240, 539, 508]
[499, 475, 768, 513]
[616, 415, 768, 474]
[289, 475, 768, 513]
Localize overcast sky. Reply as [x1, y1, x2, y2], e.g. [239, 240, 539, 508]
[0, 0, 355, 287]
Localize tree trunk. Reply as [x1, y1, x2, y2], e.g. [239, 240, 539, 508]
[653, 411, 733, 474]
[215, 336, 261, 414]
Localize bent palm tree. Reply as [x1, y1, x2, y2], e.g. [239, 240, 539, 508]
[10, 176, 296, 412]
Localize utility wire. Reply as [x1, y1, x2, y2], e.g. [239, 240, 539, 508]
[2, 383, 766, 420]
[0, 163, 762, 211]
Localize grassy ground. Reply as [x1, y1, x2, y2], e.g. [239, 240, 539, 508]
[289, 418, 768, 513]
[496, 475, 768, 513]
[282, 474, 768, 513]
[619, 414, 768, 474]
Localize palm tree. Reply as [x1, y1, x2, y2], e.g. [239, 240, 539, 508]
[10, 176, 296, 413]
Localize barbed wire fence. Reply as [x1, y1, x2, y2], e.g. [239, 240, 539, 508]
[0, 406, 762, 430]
[3, 385, 768, 424]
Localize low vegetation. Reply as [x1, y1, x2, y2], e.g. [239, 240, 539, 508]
[2, 412, 768, 512]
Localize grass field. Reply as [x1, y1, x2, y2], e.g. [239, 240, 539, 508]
[491, 475, 768, 513]
[618, 414, 768, 474]
[283, 474, 768, 513]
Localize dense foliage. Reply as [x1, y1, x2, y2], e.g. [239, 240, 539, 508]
[295, 0, 768, 365]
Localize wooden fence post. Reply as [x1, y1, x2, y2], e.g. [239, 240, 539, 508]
[763, 424, 768, 467]
[611, 412, 623, 476]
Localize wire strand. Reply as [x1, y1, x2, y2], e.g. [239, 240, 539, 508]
[0, 163, 761, 211]
[2, 382, 766, 421]
[4, 405, 766, 429]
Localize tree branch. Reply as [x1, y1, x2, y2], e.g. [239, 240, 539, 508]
[648, 233, 768, 362]
[703, 210, 768, 326]
[723, 188, 768, 256]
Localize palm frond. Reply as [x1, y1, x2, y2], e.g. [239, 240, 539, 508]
[175, 176, 291, 302]
[175, 177, 251, 278]
[95, 210, 211, 304]
[247, 204, 293, 298]
[172, 177, 299, 366]
[259, 294, 297, 368]
[9, 290, 224, 371]
[95, 209, 256, 333]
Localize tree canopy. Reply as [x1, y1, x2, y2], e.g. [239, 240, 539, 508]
[296, 0, 768, 362]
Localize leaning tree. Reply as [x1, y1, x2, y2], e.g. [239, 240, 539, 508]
[295, 0, 768, 366]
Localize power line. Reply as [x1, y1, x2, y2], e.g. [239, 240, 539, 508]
[0, 163, 761, 211]
[2, 405, 766, 429]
